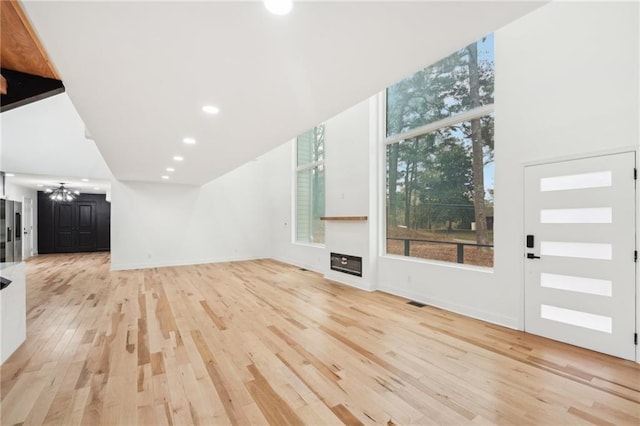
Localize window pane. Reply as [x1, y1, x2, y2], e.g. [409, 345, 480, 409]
[539, 171, 612, 192]
[297, 124, 325, 166]
[386, 34, 494, 137]
[386, 115, 494, 267]
[296, 165, 325, 244]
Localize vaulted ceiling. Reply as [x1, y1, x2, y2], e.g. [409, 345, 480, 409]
[16, 1, 545, 186]
[0, 0, 63, 111]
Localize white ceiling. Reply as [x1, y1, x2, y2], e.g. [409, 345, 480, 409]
[1, 92, 113, 194]
[1, 93, 113, 181]
[4, 173, 111, 195]
[17, 0, 545, 186]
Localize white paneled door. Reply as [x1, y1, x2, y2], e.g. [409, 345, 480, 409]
[524, 152, 636, 361]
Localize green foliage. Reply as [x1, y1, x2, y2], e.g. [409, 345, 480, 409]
[297, 124, 326, 244]
[386, 36, 495, 241]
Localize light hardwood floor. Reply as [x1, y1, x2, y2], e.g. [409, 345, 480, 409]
[1, 253, 639, 425]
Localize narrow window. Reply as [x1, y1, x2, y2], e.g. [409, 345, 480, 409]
[296, 125, 325, 244]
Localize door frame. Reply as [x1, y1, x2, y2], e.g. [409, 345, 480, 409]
[22, 197, 33, 259]
[521, 147, 638, 362]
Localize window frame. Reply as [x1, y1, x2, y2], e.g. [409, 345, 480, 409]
[382, 66, 495, 269]
[294, 126, 326, 246]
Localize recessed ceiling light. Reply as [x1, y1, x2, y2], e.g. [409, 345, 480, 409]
[5, 173, 15, 177]
[166, 167, 175, 172]
[82, 178, 89, 182]
[202, 105, 220, 115]
[173, 156, 184, 161]
[162, 175, 169, 180]
[264, 0, 292, 15]
[183, 137, 196, 145]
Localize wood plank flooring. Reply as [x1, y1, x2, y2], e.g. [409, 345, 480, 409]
[1, 252, 639, 425]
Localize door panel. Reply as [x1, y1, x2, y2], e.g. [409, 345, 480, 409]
[76, 203, 96, 251]
[54, 202, 97, 252]
[55, 203, 74, 252]
[56, 231, 74, 250]
[524, 152, 636, 361]
[78, 204, 92, 227]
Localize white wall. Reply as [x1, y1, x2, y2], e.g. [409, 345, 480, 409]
[259, 1, 639, 332]
[0, 262, 26, 364]
[1, 94, 112, 180]
[378, 1, 639, 329]
[109, 1, 638, 356]
[110, 157, 271, 270]
[267, 99, 376, 290]
[495, 0, 639, 352]
[4, 182, 38, 257]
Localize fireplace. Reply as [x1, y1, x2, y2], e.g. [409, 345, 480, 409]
[330, 253, 362, 277]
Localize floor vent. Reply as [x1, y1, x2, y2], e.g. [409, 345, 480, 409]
[407, 300, 426, 308]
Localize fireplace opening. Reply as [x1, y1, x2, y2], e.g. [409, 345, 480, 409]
[330, 253, 362, 277]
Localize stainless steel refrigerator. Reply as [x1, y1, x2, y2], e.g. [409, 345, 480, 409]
[0, 199, 22, 263]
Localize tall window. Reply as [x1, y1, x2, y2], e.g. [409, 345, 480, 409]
[385, 35, 494, 267]
[296, 125, 325, 244]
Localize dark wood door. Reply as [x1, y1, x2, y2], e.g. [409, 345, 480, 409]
[76, 202, 96, 251]
[54, 201, 96, 252]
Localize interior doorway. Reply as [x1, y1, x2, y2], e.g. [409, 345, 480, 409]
[22, 197, 33, 259]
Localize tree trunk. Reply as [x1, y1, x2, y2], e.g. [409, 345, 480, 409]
[404, 162, 411, 228]
[388, 144, 399, 226]
[467, 42, 488, 246]
[410, 152, 418, 229]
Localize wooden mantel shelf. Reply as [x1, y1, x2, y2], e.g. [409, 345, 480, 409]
[320, 216, 368, 221]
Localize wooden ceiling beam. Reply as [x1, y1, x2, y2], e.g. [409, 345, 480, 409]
[0, 0, 59, 80]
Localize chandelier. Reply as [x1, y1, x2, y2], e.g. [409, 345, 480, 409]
[46, 183, 79, 202]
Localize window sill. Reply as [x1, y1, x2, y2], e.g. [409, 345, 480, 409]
[381, 253, 494, 273]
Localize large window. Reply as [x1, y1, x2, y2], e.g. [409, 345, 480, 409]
[386, 35, 494, 267]
[296, 125, 325, 244]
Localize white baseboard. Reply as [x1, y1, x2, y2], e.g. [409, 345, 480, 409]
[323, 270, 374, 292]
[110, 255, 267, 271]
[378, 283, 520, 330]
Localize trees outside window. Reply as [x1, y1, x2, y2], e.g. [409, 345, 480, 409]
[386, 35, 494, 267]
[296, 125, 325, 244]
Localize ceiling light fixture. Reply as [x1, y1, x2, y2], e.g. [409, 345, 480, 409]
[162, 175, 169, 180]
[82, 178, 89, 182]
[264, 0, 293, 15]
[202, 105, 219, 115]
[173, 156, 184, 161]
[5, 173, 15, 177]
[49, 183, 78, 202]
[183, 137, 196, 145]
[166, 167, 175, 172]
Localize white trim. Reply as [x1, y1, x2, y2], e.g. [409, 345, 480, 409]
[290, 140, 297, 243]
[110, 255, 268, 272]
[382, 252, 494, 274]
[377, 91, 387, 259]
[296, 159, 325, 172]
[324, 270, 374, 292]
[293, 241, 325, 249]
[377, 283, 519, 330]
[384, 103, 495, 146]
[522, 146, 638, 167]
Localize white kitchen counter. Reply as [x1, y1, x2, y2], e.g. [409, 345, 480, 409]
[0, 261, 26, 364]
